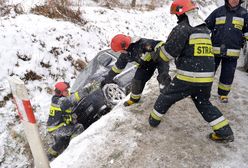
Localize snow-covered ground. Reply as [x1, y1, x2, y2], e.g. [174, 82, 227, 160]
[0, 0, 248, 168]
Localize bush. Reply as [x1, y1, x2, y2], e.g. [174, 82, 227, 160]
[31, 1, 87, 26]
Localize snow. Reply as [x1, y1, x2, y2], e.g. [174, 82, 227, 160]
[0, 0, 248, 168]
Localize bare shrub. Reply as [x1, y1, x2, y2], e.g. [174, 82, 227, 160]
[0, 3, 24, 16]
[22, 71, 43, 81]
[95, 0, 168, 10]
[0, 0, 6, 6]
[72, 59, 87, 71]
[31, 3, 87, 26]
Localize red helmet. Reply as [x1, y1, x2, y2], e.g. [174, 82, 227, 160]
[111, 34, 131, 52]
[170, 0, 198, 16]
[54, 82, 70, 95]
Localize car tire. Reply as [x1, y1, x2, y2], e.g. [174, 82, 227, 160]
[102, 83, 126, 105]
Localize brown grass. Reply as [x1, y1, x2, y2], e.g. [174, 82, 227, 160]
[31, 4, 87, 26]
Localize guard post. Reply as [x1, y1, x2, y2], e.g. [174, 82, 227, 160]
[8, 76, 50, 168]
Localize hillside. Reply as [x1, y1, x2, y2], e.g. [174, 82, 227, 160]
[0, 0, 248, 167]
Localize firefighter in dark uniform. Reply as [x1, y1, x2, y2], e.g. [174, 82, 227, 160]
[101, 34, 171, 106]
[148, 0, 234, 143]
[205, 0, 248, 103]
[47, 82, 85, 160]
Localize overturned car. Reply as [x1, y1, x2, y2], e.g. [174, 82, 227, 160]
[70, 49, 137, 128]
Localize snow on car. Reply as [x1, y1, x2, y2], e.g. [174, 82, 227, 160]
[70, 49, 137, 128]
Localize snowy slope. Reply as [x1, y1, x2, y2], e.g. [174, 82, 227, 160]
[51, 69, 248, 168]
[0, 0, 248, 168]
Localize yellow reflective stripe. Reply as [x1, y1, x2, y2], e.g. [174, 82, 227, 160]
[216, 20, 226, 24]
[50, 105, 61, 116]
[227, 49, 240, 57]
[141, 53, 152, 61]
[189, 39, 212, 45]
[213, 47, 240, 56]
[112, 66, 123, 74]
[50, 105, 71, 114]
[159, 50, 169, 62]
[74, 91, 81, 102]
[144, 53, 152, 61]
[48, 147, 58, 156]
[155, 41, 165, 50]
[130, 93, 141, 100]
[64, 115, 72, 124]
[244, 33, 248, 40]
[150, 111, 162, 121]
[176, 74, 213, 83]
[194, 44, 214, 57]
[177, 69, 214, 77]
[215, 17, 226, 25]
[213, 47, 220, 54]
[47, 122, 66, 132]
[64, 109, 72, 113]
[218, 83, 231, 91]
[212, 119, 229, 131]
[232, 17, 244, 26]
[50, 105, 60, 111]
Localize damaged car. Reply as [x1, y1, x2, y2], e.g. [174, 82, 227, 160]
[70, 49, 137, 128]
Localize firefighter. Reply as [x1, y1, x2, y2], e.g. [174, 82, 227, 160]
[205, 0, 248, 103]
[148, 0, 234, 143]
[47, 82, 85, 161]
[101, 34, 171, 106]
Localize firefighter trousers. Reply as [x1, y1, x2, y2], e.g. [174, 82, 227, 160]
[130, 61, 170, 102]
[215, 57, 238, 96]
[154, 78, 233, 137]
[49, 123, 84, 154]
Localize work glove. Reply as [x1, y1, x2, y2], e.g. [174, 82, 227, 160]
[85, 81, 100, 93]
[101, 76, 115, 87]
[150, 50, 160, 62]
[71, 113, 78, 124]
[159, 76, 171, 93]
[63, 114, 72, 125]
[101, 69, 117, 87]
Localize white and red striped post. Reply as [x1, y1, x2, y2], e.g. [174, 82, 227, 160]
[8, 76, 50, 168]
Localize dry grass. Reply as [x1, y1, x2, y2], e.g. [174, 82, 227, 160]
[31, 3, 87, 26]
[0, 3, 23, 16]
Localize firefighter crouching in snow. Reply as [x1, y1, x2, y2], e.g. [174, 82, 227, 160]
[205, 0, 248, 103]
[148, 0, 234, 143]
[101, 34, 171, 106]
[47, 82, 85, 160]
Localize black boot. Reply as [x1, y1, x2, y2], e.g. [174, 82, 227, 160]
[47, 147, 59, 161]
[123, 99, 135, 107]
[209, 133, 234, 143]
[148, 114, 161, 127]
[209, 125, 234, 143]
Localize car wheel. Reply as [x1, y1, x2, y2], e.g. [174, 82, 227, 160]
[102, 83, 126, 105]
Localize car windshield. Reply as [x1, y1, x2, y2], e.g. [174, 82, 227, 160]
[71, 50, 117, 93]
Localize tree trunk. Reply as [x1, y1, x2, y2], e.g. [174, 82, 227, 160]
[131, 0, 136, 8]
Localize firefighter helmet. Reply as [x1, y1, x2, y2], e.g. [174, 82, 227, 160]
[170, 0, 198, 16]
[54, 82, 70, 95]
[225, 0, 243, 3]
[225, 0, 243, 6]
[111, 34, 131, 52]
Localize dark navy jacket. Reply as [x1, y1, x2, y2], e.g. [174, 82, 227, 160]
[111, 38, 161, 74]
[158, 16, 215, 86]
[205, 3, 248, 58]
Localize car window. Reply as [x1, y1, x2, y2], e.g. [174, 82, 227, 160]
[106, 49, 121, 59]
[97, 52, 116, 67]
